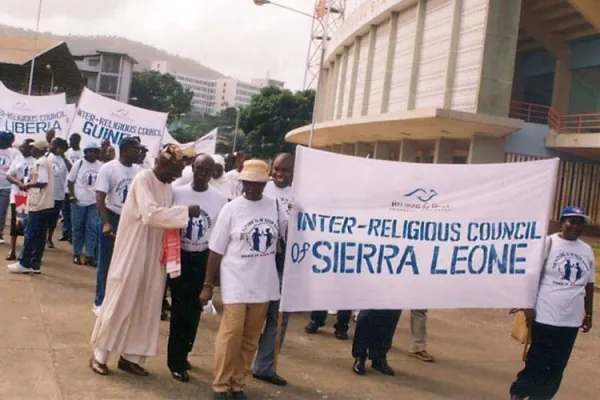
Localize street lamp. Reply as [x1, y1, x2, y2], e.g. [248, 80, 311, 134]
[45, 64, 54, 94]
[253, 0, 329, 148]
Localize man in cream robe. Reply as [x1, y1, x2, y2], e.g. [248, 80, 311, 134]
[90, 144, 198, 376]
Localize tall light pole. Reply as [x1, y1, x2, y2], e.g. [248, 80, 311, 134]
[233, 107, 241, 152]
[253, 0, 342, 148]
[27, 0, 44, 95]
[45, 64, 54, 94]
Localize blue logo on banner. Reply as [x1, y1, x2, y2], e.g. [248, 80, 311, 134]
[404, 188, 438, 203]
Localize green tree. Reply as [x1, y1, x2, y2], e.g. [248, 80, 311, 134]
[240, 87, 315, 159]
[130, 70, 193, 122]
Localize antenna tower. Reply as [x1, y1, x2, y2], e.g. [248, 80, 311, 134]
[303, 0, 348, 90]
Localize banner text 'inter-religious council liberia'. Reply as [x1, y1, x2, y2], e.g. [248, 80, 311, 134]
[0, 81, 68, 142]
[69, 88, 168, 156]
[279, 147, 559, 312]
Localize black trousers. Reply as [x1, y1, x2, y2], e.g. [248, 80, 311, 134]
[510, 321, 578, 400]
[310, 310, 352, 333]
[167, 249, 209, 372]
[352, 310, 401, 361]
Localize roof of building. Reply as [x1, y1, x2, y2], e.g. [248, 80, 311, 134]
[74, 51, 138, 64]
[0, 35, 64, 65]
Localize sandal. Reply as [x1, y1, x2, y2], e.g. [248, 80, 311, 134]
[5, 252, 16, 261]
[46, 240, 54, 249]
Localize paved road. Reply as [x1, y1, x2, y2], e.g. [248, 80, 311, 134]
[1, 239, 598, 399]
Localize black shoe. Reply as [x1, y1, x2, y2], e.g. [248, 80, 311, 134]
[86, 258, 97, 267]
[213, 392, 231, 400]
[171, 370, 189, 382]
[58, 236, 70, 242]
[353, 357, 367, 375]
[185, 360, 192, 370]
[372, 358, 395, 376]
[73, 255, 82, 265]
[253, 373, 287, 386]
[231, 392, 248, 400]
[334, 330, 349, 340]
[304, 320, 323, 334]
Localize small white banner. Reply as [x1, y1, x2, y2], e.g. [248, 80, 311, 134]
[188, 128, 217, 155]
[69, 88, 168, 156]
[0, 81, 68, 142]
[280, 147, 559, 312]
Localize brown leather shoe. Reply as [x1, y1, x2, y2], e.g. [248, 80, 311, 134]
[118, 356, 149, 376]
[89, 356, 110, 375]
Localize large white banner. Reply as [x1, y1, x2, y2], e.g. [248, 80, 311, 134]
[69, 88, 168, 156]
[280, 147, 559, 312]
[0, 81, 68, 142]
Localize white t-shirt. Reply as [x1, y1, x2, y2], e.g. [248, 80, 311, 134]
[264, 181, 293, 240]
[0, 148, 19, 190]
[47, 153, 68, 201]
[65, 148, 84, 164]
[209, 177, 231, 198]
[7, 156, 35, 204]
[95, 160, 143, 215]
[535, 233, 596, 328]
[209, 195, 281, 304]
[224, 169, 243, 199]
[68, 159, 102, 206]
[172, 165, 193, 188]
[27, 156, 54, 212]
[173, 184, 227, 253]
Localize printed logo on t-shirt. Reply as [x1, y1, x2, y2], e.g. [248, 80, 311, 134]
[240, 218, 278, 256]
[81, 170, 98, 186]
[182, 210, 212, 245]
[52, 161, 61, 175]
[551, 252, 591, 287]
[0, 155, 9, 167]
[114, 178, 133, 205]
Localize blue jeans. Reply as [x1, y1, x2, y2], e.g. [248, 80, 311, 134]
[71, 203, 98, 258]
[18, 208, 51, 270]
[94, 210, 120, 307]
[0, 188, 11, 239]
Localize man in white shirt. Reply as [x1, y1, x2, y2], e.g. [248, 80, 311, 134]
[46, 138, 72, 248]
[8, 140, 54, 274]
[67, 144, 101, 266]
[168, 154, 227, 382]
[93, 138, 144, 314]
[61, 133, 84, 242]
[5, 139, 35, 260]
[0, 131, 20, 244]
[223, 150, 251, 199]
[209, 155, 230, 198]
[253, 152, 294, 386]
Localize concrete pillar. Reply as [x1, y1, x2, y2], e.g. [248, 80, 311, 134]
[341, 143, 355, 155]
[330, 144, 342, 154]
[476, 0, 522, 117]
[552, 55, 572, 114]
[314, 68, 329, 123]
[355, 142, 371, 157]
[407, 0, 426, 110]
[433, 138, 455, 164]
[381, 13, 399, 113]
[361, 25, 378, 117]
[399, 140, 418, 162]
[468, 135, 505, 164]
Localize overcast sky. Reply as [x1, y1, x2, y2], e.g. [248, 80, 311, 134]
[0, 0, 363, 90]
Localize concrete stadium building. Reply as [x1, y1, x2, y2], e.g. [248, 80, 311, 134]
[286, 0, 600, 224]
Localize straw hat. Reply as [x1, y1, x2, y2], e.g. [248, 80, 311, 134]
[238, 159, 271, 183]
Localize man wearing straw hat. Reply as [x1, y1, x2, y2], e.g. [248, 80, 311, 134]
[201, 159, 282, 400]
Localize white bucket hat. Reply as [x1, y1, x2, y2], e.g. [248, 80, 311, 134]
[237, 159, 271, 183]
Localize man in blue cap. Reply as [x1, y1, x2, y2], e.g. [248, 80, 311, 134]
[67, 143, 102, 266]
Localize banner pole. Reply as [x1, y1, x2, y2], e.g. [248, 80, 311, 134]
[273, 312, 284, 371]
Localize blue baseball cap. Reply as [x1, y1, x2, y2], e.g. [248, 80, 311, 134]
[560, 206, 590, 223]
[0, 131, 12, 140]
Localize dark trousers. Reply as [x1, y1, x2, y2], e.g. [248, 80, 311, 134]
[48, 200, 63, 232]
[510, 321, 578, 400]
[18, 208, 51, 270]
[311, 310, 352, 333]
[94, 210, 120, 307]
[352, 310, 401, 361]
[167, 249, 209, 372]
[61, 195, 71, 239]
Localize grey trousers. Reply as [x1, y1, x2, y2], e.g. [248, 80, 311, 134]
[0, 188, 11, 239]
[409, 309, 428, 353]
